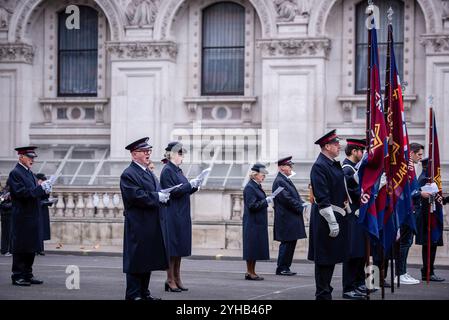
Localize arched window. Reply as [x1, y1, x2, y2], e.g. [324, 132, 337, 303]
[355, 0, 404, 94]
[202, 2, 245, 96]
[58, 6, 98, 96]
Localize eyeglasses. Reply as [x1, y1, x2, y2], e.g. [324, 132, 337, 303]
[135, 149, 152, 154]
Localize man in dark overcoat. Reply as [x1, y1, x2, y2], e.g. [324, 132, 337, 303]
[7, 146, 51, 286]
[272, 156, 306, 276]
[308, 130, 364, 300]
[341, 138, 368, 298]
[120, 137, 170, 300]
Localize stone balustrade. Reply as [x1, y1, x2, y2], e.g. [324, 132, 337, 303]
[46, 187, 449, 260]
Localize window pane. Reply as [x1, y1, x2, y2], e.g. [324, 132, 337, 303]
[202, 2, 245, 96]
[58, 6, 98, 96]
[202, 47, 244, 95]
[355, 0, 404, 93]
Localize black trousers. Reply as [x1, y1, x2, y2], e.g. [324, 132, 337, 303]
[397, 225, 414, 276]
[276, 240, 297, 272]
[0, 213, 11, 254]
[315, 264, 335, 300]
[421, 244, 437, 276]
[343, 257, 365, 292]
[12, 253, 35, 281]
[125, 272, 151, 300]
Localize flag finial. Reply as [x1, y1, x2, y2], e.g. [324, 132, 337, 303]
[428, 95, 434, 107]
[387, 7, 394, 23]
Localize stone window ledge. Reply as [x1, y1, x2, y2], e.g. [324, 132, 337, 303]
[39, 98, 109, 125]
[183, 96, 257, 124]
[338, 94, 417, 123]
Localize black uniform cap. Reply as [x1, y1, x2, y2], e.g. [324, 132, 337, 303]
[125, 137, 152, 152]
[277, 156, 294, 166]
[15, 146, 38, 158]
[251, 163, 269, 174]
[346, 138, 366, 149]
[165, 141, 187, 154]
[314, 129, 340, 147]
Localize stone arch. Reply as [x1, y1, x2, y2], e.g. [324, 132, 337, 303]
[153, 0, 276, 40]
[8, 0, 124, 43]
[309, 0, 442, 37]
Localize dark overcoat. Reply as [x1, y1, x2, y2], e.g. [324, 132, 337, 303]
[120, 161, 169, 273]
[272, 172, 306, 241]
[308, 153, 349, 265]
[40, 194, 51, 241]
[415, 169, 444, 246]
[242, 179, 270, 261]
[7, 164, 46, 253]
[342, 158, 366, 258]
[160, 161, 198, 257]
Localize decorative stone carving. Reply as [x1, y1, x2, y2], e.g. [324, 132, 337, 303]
[274, 0, 312, 21]
[0, 0, 14, 29]
[14, 0, 121, 42]
[420, 34, 449, 55]
[442, 0, 449, 20]
[126, 0, 160, 27]
[274, 0, 298, 22]
[257, 38, 331, 58]
[0, 43, 35, 64]
[107, 41, 178, 60]
[159, 0, 274, 39]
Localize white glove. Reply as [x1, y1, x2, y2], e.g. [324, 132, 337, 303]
[379, 172, 387, 189]
[158, 192, 170, 203]
[319, 206, 339, 238]
[189, 178, 201, 189]
[41, 180, 53, 194]
[265, 196, 273, 205]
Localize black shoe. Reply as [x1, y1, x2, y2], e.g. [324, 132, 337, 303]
[343, 290, 367, 300]
[422, 274, 445, 282]
[37, 252, 45, 256]
[276, 270, 296, 276]
[245, 273, 264, 280]
[12, 278, 31, 286]
[28, 277, 43, 285]
[165, 281, 182, 292]
[143, 291, 162, 300]
[175, 282, 189, 291]
[382, 280, 391, 288]
[126, 296, 144, 301]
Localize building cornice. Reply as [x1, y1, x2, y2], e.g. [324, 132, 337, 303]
[0, 43, 34, 63]
[256, 37, 331, 58]
[106, 41, 178, 61]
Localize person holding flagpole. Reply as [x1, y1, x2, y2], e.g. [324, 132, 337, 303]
[415, 109, 448, 282]
[308, 130, 365, 300]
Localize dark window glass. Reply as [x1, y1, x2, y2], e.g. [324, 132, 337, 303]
[58, 6, 98, 96]
[202, 2, 245, 95]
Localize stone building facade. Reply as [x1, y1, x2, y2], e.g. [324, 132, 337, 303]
[0, 0, 448, 259]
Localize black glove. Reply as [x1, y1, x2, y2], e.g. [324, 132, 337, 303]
[444, 196, 449, 205]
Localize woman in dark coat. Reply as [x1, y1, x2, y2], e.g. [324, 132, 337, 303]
[242, 163, 270, 280]
[35, 174, 51, 255]
[415, 158, 448, 281]
[160, 142, 200, 292]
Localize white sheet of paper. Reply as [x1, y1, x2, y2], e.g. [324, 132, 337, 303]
[160, 183, 183, 194]
[421, 182, 439, 194]
[271, 186, 284, 198]
[49, 175, 58, 185]
[196, 167, 212, 181]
